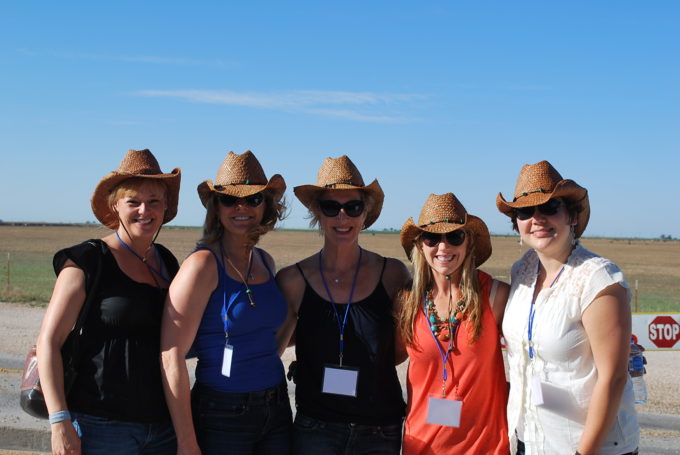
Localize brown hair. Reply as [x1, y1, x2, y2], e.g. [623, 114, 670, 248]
[197, 192, 287, 248]
[306, 190, 376, 229]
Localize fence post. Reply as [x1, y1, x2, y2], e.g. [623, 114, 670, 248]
[5, 252, 9, 290]
[634, 279, 639, 313]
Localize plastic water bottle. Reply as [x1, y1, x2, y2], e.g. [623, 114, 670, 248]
[628, 338, 647, 404]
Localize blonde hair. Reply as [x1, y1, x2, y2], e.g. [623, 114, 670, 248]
[108, 178, 168, 207]
[197, 192, 286, 248]
[398, 230, 483, 347]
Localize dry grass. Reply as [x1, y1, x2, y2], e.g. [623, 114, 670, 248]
[1, 225, 678, 310]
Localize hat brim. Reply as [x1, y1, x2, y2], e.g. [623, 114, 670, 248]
[496, 179, 590, 238]
[400, 214, 492, 267]
[198, 173, 286, 207]
[91, 169, 181, 230]
[293, 179, 384, 229]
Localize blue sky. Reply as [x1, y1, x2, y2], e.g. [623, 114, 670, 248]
[1, 1, 678, 238]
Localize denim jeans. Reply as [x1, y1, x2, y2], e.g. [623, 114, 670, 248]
[72, 412, 176, 455]
[191, 381, 292, 455]
[292, 412, 402, 455]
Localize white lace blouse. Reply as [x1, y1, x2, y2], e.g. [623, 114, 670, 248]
[502, 244, 639, 455]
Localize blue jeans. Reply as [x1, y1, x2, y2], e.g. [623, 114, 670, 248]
[292, 412, 402, 455]
[191, 381, 292, 455]
[72, 413, 176, 455]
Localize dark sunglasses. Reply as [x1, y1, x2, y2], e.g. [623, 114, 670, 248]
[420, 230, 466, 247]
[218, 192, 264, 208]
[319, 199, 365, 218]
[514, 198, 562, 221]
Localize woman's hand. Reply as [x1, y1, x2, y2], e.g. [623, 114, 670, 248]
[50, 420, 80, 455]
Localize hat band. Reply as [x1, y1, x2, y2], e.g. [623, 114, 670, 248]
[214, 180, 263, 189]
[512, 188, 549, 202]
[323, 181, 356, 188]
[419, 218, 465, 228]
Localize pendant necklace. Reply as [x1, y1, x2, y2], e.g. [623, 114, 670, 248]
[223, 246, 256, 307]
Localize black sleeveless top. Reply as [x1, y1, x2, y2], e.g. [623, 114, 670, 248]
[294, 259, 405, 425]
[53, 239, 179, 423]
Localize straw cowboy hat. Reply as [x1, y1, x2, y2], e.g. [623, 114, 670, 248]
[197, 150, 286, 207]
[401, 193, 492, 266]
[496, 160, 590, 238]
[294, 155, 384, 229]
[91, 149, 181, 230]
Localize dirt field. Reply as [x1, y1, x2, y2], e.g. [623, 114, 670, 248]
[1, 225, 678, 311]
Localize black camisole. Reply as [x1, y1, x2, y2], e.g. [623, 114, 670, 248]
[293, 258, 405, 425]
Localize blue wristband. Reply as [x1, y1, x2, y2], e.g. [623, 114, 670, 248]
[49, 410, 71, 424]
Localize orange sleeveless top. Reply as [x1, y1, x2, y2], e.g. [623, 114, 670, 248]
[403, 271, 509, 455]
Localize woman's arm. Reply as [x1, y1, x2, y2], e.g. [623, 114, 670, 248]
[383, 258, 412, 365]
[577, 283, 631, 454]
[491, 280, 510, 331]
[160, 251, 217, 455]
[36, 260, 86, 455]
[275, 265, 305, 356]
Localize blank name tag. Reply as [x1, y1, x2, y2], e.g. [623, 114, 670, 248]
[426, 397, 462, 427]
[531, 375, 544, 405]
[322, 365, 359, 397]
[221, 344, 234, 377]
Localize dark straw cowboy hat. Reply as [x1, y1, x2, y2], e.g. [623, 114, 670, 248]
[294, 155, 384, 229]
[401, 193, 492, 266]
[197, 150, 286, 207]
[91, 149, 181, 230]
[496, 160, 590, 238]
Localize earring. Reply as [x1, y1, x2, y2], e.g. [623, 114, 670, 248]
[570, 225, 576, 246]
[519, 236, 523, 247]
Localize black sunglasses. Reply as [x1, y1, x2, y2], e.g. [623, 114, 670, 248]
[420, 230, 466, 247]
[515, 198, 562, 221]
[319, 200, 365, 218]
[218, 193, 264, 208]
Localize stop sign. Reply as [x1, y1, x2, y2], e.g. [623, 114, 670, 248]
[648, 316, 680, 348]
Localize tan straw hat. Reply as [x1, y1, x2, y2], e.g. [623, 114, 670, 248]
[91, 149, 181, 230]
[197, 150, 286, 207]
[400, 193, 491, 266]
[496, 160, 590, 238]
[294, 155, 384, 229]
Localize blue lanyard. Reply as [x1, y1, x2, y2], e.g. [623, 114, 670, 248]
[423, 298, 455, 396]
[218, 243, 255, 340]
[528, 263, 565, 359]
[319, 248, 363, 366]
[115, 231, 170, 283]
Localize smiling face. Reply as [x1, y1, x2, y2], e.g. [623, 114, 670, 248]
[112, 180, 167, 241]
[217, 192, 265, 236]
[317, 189, 367, 245]
[419, 229, 469, 280]
[516, 198, 575, 256]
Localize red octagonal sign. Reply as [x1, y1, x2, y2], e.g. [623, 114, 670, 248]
[648, 316, 680, 348]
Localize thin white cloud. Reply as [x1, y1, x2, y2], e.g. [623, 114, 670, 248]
[134, 89, 424, 123]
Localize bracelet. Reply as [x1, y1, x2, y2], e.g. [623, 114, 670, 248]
[49, 410, 71, 424]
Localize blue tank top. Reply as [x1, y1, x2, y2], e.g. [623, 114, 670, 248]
[193, 247, 286, 393]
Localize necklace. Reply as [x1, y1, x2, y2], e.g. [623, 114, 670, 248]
[115, 231, 169, 286]
[224, 248, 256, 307]
[425, 290, 465, 344]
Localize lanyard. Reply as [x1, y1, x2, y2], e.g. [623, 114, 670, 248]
[423, 298, 456, 397]
[528, 263, 565, 359]
[319, 248, 363, 366]
[218, 242, 254, 340]
[115, 231, 170, 283]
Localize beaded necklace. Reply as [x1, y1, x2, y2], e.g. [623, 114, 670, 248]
[425, 290, 465, 345]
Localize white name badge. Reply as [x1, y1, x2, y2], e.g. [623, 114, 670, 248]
[221, 344, 234, 377]
[426, 397, 462, 427]
[322, 365, 359, 397]
[531, 375, 544, 406]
